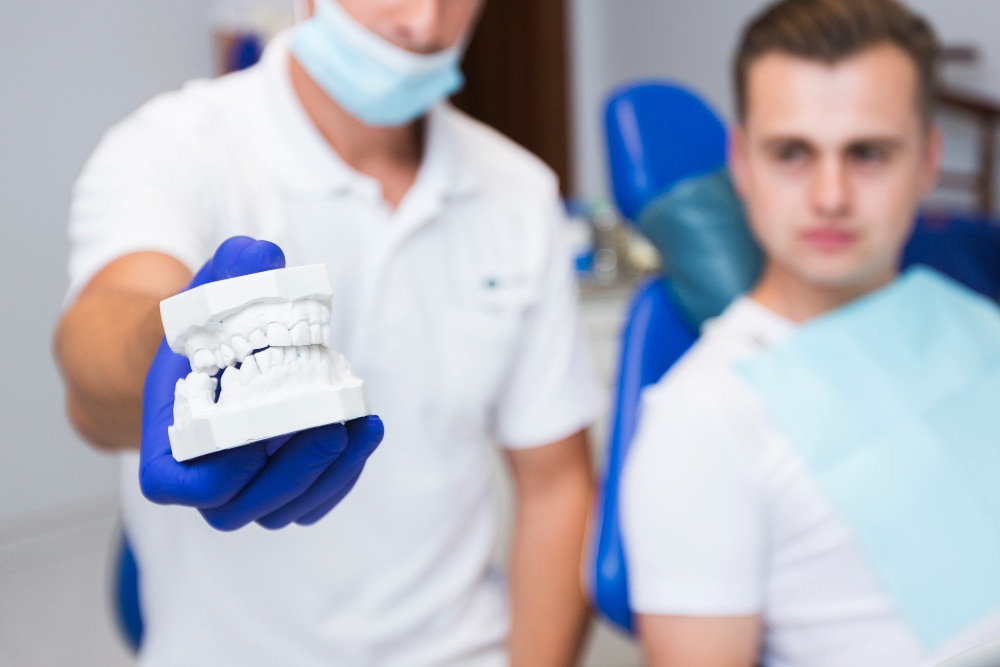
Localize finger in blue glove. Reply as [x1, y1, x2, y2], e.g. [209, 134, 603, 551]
[141, 236, 285, 507]
[257, 415, 385, 529]
[197, 423, 348, 530]
[186, 235, 285, 289]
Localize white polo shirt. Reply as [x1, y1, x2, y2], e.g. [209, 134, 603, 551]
[66, 34, 598, 667]
[621, 297, 1000, 666]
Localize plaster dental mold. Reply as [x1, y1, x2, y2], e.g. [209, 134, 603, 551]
[160, 264, 370, 462]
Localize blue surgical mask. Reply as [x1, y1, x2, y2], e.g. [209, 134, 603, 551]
[290, 0, 466, 127]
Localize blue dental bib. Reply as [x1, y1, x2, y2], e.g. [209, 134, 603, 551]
[737, 268, 1000, 648]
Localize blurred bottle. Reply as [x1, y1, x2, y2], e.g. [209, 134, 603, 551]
[589, 198, 621, 286]
[565, 199, 596, 280]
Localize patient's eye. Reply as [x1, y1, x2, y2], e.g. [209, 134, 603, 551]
[769, 140, 811, 165]
[847, 141, 896, 166]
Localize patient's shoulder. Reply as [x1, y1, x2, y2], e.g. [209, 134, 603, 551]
[641, 335, 746, 426]
[639, 297, 794, 445]
[652, 298, 782, 393]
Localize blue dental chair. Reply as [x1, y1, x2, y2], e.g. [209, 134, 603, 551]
[592, 80, 729, 633]
[114, 532, 143, 652]
[605, 80, 728, 222]
[590, 82, 1000, 635]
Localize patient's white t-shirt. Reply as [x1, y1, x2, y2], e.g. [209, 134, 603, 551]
[621, 297, 1000, 667]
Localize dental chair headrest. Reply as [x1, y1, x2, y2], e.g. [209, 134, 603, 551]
[638, 169, 762, 329]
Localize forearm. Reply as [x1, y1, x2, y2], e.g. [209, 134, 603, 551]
[639, 614, 761, 667]
[55, 252, 193, 451]
[56, 290, 166, 451]
[507, 461, 593, 666]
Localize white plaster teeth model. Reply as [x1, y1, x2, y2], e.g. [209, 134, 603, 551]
[160, 264, 370, 462]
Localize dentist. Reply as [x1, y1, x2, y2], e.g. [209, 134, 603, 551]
[55, 1, 598, 665]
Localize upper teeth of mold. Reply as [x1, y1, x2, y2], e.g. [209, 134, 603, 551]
[159, 264, 370, 462]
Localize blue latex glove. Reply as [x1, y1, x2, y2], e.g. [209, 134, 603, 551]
[140, 236, 384, 530]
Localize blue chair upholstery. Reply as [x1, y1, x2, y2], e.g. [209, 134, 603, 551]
[228, 33, 264, 72]
[593, 80, 728, 633]
[904, 212, 1000, 302]
[113, 532, 143, 652]
[605, 81, 727, 222]
[591, 277, 697, 633]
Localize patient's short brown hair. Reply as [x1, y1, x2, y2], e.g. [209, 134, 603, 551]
[734, 0, 940, 123]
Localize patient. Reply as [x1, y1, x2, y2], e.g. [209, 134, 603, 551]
[621, 0, 1000, 665]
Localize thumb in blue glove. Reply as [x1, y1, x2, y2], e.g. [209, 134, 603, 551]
[140, 236, 384, 530]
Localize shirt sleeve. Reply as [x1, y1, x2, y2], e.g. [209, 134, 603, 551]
[492, 196, 600, 450]
[65, 95, 217, 306]
[621, 378, 765, 616]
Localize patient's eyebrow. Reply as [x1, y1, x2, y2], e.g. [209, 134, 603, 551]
[760, 137, 815, 158]
[844, 137, 905, 154]
[759, 135, 907, 158]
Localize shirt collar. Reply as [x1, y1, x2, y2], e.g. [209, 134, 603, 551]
[254, 31, 480, 203]
[714, 296, 797, 349]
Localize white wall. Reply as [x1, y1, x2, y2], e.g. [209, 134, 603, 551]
[567, 0, 765, 198]
[0, 1, 213, 524]
[568, 0, 1000, 207]
[909, 0, 1000, 208]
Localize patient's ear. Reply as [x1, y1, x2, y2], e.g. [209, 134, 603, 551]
[728, 126, 749, 200]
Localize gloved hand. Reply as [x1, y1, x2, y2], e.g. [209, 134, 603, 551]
[139, 236, 384, 530]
